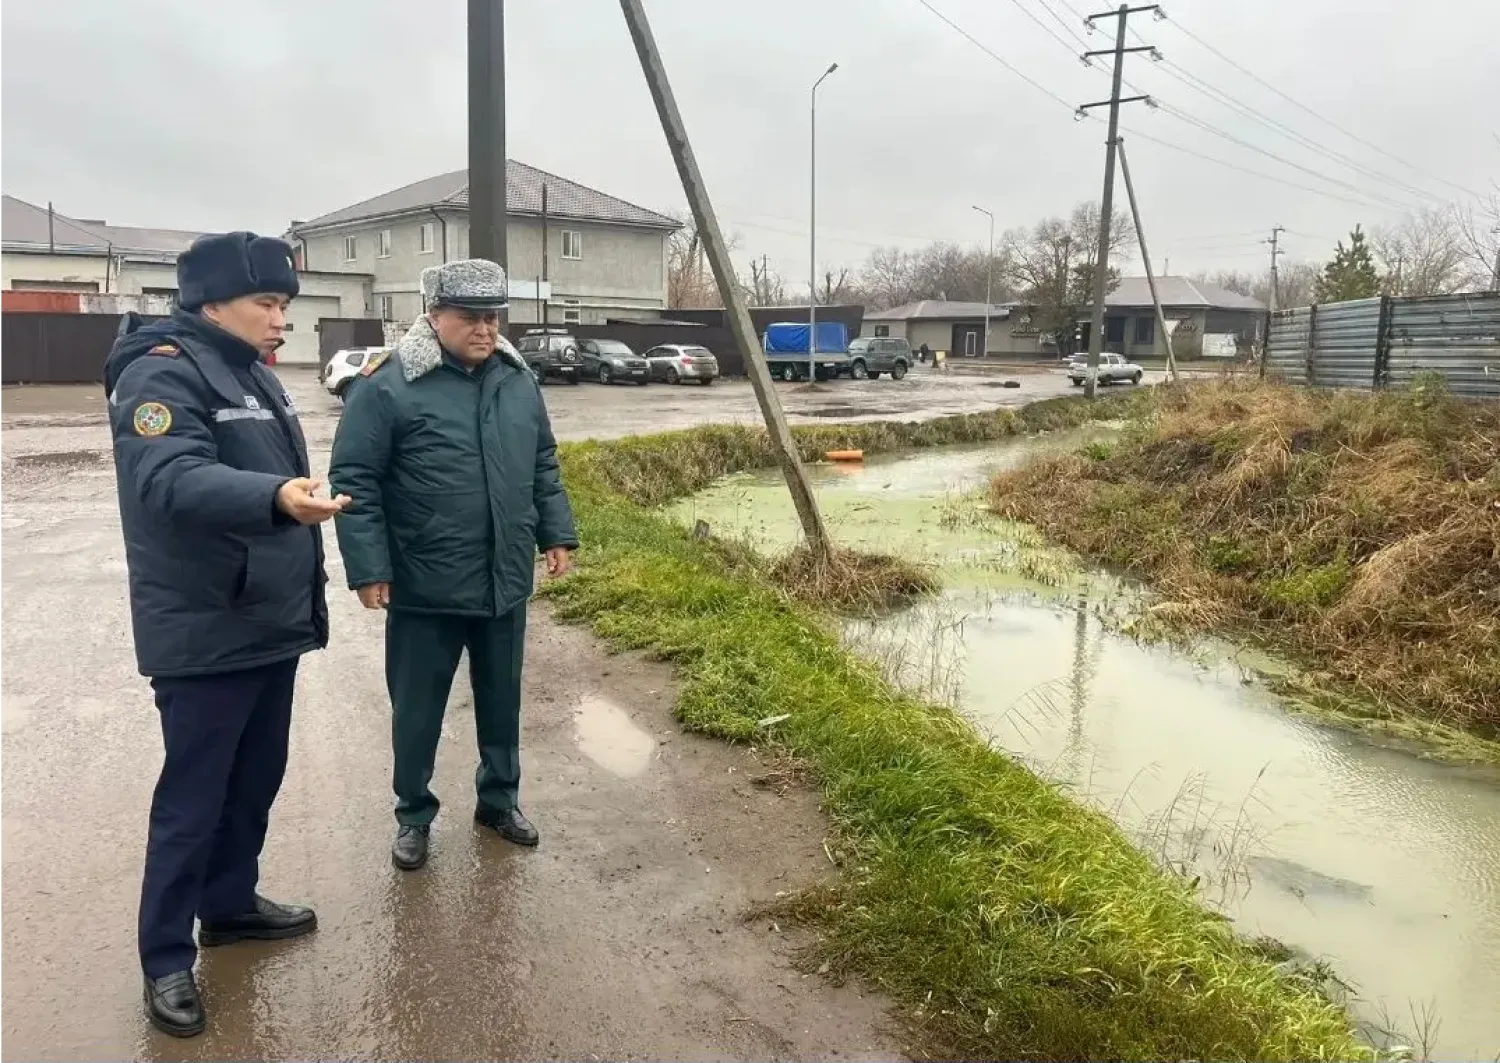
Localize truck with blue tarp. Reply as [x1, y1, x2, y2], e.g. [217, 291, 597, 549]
[760, 321, 851, 381]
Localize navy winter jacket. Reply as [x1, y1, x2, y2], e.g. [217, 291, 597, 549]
[105, 311, 329, 677]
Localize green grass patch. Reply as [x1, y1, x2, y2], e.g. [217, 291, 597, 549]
[544, 397, 1365, 1061]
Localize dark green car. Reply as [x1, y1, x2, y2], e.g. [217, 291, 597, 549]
[846, 337, 912, 380]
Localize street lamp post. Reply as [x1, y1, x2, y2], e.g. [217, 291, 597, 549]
[809, 62, 838, 384]
[972, 205, 994, 360]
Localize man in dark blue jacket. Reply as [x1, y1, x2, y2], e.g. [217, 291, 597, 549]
[105, 232, 349, 1038]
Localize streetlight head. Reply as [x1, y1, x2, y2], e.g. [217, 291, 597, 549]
[1073, 108, 1088, 123]
[826, 62, 839, 74]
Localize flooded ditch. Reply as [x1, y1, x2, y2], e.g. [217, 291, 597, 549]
[668, 432, 1500, 1060]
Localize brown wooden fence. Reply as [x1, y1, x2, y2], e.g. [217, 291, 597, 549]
[2, 312, 168, 384]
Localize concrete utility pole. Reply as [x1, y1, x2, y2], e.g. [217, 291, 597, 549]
[973, 205, 995, 360]
[809, 62, 839, 384]
[618, 0, 831, 557]
[1115, 139, 1176, 382]
[1266, 225, 1285, 313]
[468, 0, 507, 271]
[1077, 3, 1160, 398]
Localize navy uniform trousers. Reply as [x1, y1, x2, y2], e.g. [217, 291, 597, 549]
[138, 657, 298, 978]
[387, 605, 526, 826]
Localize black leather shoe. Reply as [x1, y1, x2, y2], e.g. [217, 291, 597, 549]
[475, 805, 539, 847]
[144, 970, 205, 1038]
[198, 895, 317, 947]
[392, 824, 430, 870]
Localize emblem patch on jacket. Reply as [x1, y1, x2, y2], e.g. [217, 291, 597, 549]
[147, 344, 179, 357]
[361, 351, 390, 377]
[132, 402, 172, 437]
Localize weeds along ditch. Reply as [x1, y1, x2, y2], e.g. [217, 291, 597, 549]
[544, 387, 1367, 1061]
[989, 377, 1500, 747]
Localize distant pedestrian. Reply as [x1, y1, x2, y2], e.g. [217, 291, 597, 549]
[919, 342, 931, 364]
[104, 232, 348, 1038]
[329, 259, 578, 873]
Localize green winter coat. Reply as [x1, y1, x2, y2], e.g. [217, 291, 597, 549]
[328, 318, 578, 617]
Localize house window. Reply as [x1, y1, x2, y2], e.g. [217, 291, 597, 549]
[419, 222, 435, 255]
[1134, 316, 1154, 345]
[343, 236, 357, 262]
[874, 324, 890, 337]
[377, 229, 393, 258]
[561, 230, 582, 260]
[563, 308, 582, 325]
[379, 295, 395, 321]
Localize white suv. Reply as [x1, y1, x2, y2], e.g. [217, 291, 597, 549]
[322, 346, 388, 399]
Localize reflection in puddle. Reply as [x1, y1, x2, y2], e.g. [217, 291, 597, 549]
[573, 695, 655, 778]
[673, 440, 1500, 1059]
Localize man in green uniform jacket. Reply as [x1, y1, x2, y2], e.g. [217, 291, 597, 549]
[329, 259, 578, 871]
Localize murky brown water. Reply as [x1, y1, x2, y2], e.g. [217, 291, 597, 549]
[673, 439, 1500, 1060]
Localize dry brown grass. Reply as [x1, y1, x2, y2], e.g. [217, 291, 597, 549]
[767, 544, 938, 613]
[990, 377, 1500, 738]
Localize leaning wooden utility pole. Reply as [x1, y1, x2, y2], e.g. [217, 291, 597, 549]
[1078, 2, 1161, 398]
[1115, 138, 1177, 382]
[617, 0, 831, 557]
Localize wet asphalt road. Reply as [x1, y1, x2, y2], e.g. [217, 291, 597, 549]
[0, 366, 1087, 1059]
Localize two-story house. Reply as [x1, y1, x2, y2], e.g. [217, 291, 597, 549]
[288, 162, 679, 328]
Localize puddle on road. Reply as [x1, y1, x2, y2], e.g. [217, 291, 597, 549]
[671, 439, 1500, 1059]
[573, 695, 655, 778]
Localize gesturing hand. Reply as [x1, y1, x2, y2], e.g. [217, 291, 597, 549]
[357, 582, 391, 610]
[276, 477, 350, 525]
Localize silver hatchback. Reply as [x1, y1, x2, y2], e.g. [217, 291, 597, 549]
[645, 344, 720, 385]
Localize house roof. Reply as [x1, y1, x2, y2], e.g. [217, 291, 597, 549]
[865, 299, 1020, 321]
[1103, 276, 1265, 311]
[2, 195, 201, 258]
[0, 193, 202, 256]
[292, 162, 680, 233]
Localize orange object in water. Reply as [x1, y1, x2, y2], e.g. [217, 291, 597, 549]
[825, 449, 864, 463]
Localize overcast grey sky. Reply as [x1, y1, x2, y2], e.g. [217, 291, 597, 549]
[4, 0, 1496, 284]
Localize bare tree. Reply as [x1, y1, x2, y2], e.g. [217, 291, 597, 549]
[666, 211, 742, 308]
[859, 246, 921, 309]
[748, 256, 789, 306]
[1454, 193, 1500, 291]
[1371, 207, 1475, 295]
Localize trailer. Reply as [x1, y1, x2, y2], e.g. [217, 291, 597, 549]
[760, 321, 851, 381]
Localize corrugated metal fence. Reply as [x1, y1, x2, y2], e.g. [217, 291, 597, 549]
[1265, 291, 1500, 399]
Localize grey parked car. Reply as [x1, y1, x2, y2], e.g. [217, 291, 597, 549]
[645, 344, 719, 385]
[579, 339, 650, 385]
[846, 336, 912, 380]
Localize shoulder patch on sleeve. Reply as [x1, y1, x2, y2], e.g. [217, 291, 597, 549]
[361, 351, 391, 377]
[132, 401, 173, 437]
[148, 344, 180, 357]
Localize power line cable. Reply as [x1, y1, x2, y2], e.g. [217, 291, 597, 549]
[1120, 125, 1406, 213]
[1164, 17, 1487, 201]
[913, 0, 1080, 113]
[1154, 103, 1421, 213]
[1001, 0, 1091, 60]
[1028, 0, 1091, 48]
[1148, 59, 1446, 206]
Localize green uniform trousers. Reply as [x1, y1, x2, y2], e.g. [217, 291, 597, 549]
[386, 604, 527, 826]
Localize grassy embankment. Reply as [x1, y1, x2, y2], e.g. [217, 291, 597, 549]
[545, 391, 1363, 1061]
[990, 378, 1500, 751]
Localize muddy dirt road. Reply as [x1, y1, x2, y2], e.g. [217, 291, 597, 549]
[0, 373, 910, 1060]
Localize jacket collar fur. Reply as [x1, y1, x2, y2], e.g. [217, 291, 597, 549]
[394, 314, 529, 383]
